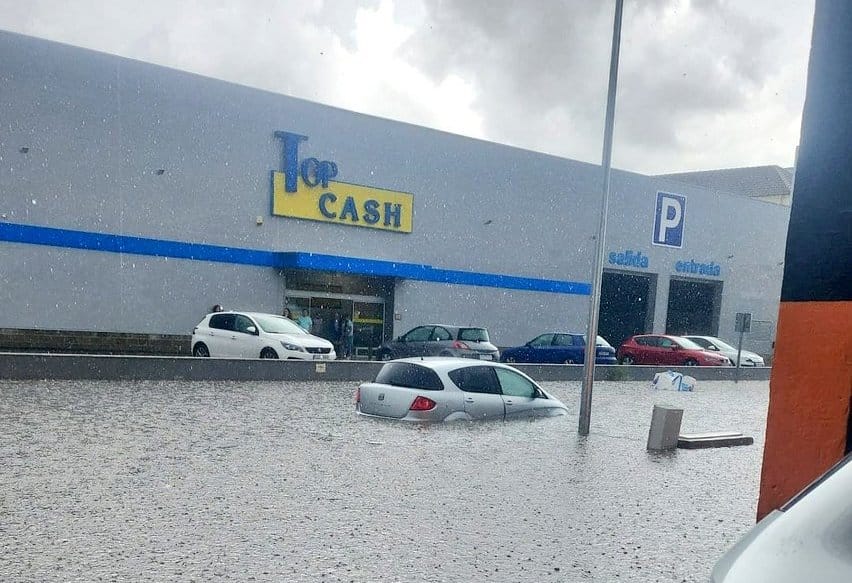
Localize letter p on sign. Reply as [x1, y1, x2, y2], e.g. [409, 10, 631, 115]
[653, 192, 686, 248]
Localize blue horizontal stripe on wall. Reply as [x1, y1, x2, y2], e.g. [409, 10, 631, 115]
[279, 252, 591, 295]
[0, 222, 591, 296]
[0, 222, 280, 267]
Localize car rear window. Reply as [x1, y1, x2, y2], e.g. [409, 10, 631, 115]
[374, 363, 444, 391]
[459, 328, 489, 342]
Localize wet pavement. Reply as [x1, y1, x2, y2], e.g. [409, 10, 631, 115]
[0, 379, 768, 582]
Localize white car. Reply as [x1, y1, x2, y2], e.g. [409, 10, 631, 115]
[356, 358, 569, 421]
[192, 311, 335, 360]
[711, 454, 852, 582]
[683, 335, 766, 367]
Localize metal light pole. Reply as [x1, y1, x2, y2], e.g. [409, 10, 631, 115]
[579, 0, 625, 436]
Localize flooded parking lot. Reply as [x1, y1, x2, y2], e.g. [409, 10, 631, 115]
[0, 379, 768, 582]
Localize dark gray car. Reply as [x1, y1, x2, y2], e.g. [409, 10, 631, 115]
[378, 325, 500, 361]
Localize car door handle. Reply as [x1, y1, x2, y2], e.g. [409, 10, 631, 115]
[464, 397, 475, 403]
[505, 399, 513, 406]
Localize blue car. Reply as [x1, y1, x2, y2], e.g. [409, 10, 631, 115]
[500, 333, 618, 365]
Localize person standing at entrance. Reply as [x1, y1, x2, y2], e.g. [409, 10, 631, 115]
[342, 315, 354, 359]
[297, 309, 312, 332]
[332, 313, 343, 355]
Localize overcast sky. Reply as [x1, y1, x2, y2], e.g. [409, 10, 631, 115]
[0, 0, 815, 174]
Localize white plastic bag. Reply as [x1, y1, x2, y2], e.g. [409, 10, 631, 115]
[651, 370, 696, 392]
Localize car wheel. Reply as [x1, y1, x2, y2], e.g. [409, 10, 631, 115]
[504, 356, 516, 363]
[621, 355, 634, 365]
[192, 343, 210, 357]
[379, 350, 394, 361]
[684, 358, 699, 366]
[564, 359, 575, 365]
[260, 348, 279, 359]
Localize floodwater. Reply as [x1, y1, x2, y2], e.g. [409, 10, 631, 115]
[0, 379, 768, 582]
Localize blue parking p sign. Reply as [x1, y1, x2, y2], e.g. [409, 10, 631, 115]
[653, 192, 686, 248]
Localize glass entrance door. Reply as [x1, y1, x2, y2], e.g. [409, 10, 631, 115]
[353, 301, 385, 358]
[284, 292, 385, 359]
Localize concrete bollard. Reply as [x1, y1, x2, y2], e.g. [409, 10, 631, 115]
[647, 405, 684, 451]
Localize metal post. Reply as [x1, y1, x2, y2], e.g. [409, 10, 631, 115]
[579, 0, 625, 436]
[734, 329, 744, 384]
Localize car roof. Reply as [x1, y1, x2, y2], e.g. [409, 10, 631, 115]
[208, 311, 285, 318]
[630, 334, 687, 342]
[387, 357, 514, 373]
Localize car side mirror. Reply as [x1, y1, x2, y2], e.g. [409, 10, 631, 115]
[396, 336, 404, 342]
[671, 345, 680, 350]
[708, 345, 718, 351]
[535, 388, 546, 399]
[246, 326, 258, 335]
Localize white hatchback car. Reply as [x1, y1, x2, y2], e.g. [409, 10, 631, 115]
[683, 335, 766, 367]
[192, 311, 336, 360]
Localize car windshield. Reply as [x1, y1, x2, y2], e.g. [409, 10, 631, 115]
[459, 328, 489, 343]
[582, 335, 612, 347]
[674, 337, 705, 350]
[253, 314, 309, 335]
[706, 338, 737, 351]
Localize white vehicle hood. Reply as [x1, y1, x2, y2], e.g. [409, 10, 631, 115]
[267, 332, 333, 348]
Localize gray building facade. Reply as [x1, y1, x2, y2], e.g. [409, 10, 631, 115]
[0, 31, 790, 357]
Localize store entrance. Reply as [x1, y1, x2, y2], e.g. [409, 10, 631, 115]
[285, 293, 387, 359]
[598, 270, 657, 348]
[665, 277, 723, 336]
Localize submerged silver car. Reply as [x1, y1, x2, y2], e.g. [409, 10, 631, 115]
[356, 358, 569, 421]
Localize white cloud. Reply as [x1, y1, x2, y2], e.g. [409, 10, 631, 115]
[0, 0, 814, 173]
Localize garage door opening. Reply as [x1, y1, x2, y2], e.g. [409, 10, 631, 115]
[665, 277, 722, 336]
[599, 271, 657, 348]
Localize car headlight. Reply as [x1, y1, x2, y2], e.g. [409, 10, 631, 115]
[281, 342, 305, 352]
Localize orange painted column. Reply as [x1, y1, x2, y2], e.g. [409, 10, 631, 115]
[757, 303, 852, 518]
[756, 0, 852, 519]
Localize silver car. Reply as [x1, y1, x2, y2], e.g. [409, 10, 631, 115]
[711, 454, 852, 582]
[377, 325, 500, 361]
[356, 358, 569, 421]
[683, 335, 766, 367]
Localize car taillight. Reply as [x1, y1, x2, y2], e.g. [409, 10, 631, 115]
[354, 387, 361, 403]
[409, 396, 436, 411]
[452, 340, 469, 350]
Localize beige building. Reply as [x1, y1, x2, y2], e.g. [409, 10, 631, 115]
[657, 165, 794, 206]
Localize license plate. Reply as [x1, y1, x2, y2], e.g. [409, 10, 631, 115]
[479, 354, 493, 360]
[313, 355, 324, 360]
[597, 350, 608, 356]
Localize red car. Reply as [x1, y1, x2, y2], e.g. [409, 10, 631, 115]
[617, 334, 731, 366]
